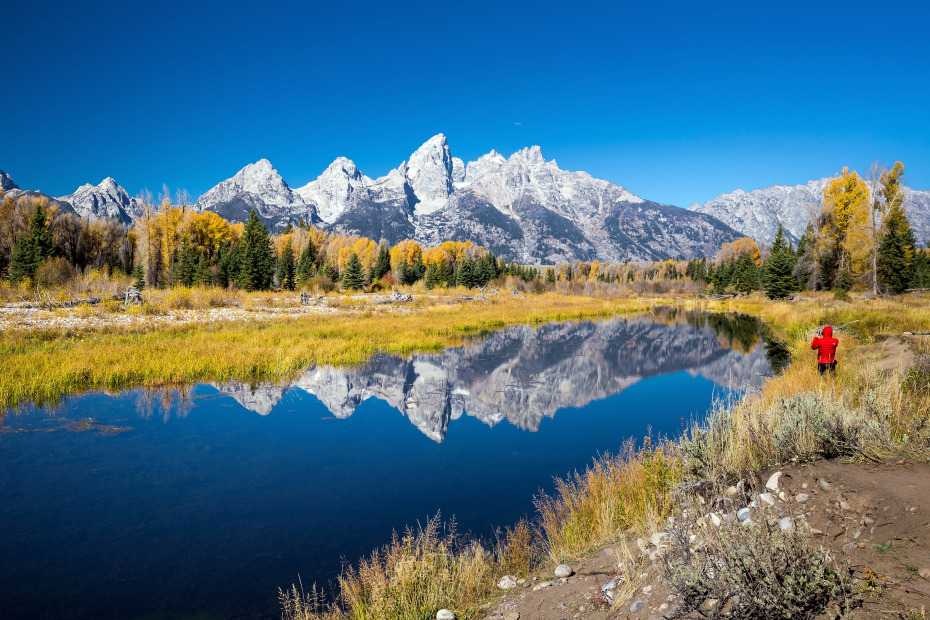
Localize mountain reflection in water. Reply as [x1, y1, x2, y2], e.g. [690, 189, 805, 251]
[215, 309, 786, 442]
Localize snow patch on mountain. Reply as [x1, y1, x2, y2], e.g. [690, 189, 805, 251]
[404, 133, 454, 215]
[295, 157, 372, 224]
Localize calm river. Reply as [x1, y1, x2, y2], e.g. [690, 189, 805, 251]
[0, 309, 786, 619]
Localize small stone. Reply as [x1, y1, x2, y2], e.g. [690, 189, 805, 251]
[737, 507, 751, 522]
[839, 500, 851, 511]
[630, 600, 645, 612]
[554, 564, 573, 578]
[649, 532, 669, 548]
[758, 492, 776, 506]
[863, 516, 875, 526]
[642, 584, 655, 595]
[556, 602, 565, 609]
[778, 491, 788, 501]
[436, 610, 456, 620]
[502, 611, 519, 620]
[659, 603, 669, 611]
[819, 479, 833, 492]
[853, 530, 861, 539]
[517, 578, 526, 584]
[742, 518, 755, 527]
[498, 575, 518, 589]
[708, 513, 722, 527]
[802, 482, 808, 489]
[701, 598, 719, 611]
[809, 527, 824, 535]
[911, 506, 918, 512]
[779, 516, 794, 531]
[726, 486, 738, 497]
[636, 537, 647, 552]
[765, 471, 782, 491]
[532, 580, 553, 591]
[842, 542, 857, 554]
[795, 493, 810, 503]
[649, 548, 666, 561]
[919, 568, 930, 579]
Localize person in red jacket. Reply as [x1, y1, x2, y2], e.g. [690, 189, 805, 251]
[811, 325, 838, 375]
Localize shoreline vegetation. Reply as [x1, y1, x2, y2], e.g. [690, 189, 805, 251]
[274, 292, 929, 620]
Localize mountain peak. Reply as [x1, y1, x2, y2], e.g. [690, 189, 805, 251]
[406, 134, 454, 215]
[1, 169, 20, 191]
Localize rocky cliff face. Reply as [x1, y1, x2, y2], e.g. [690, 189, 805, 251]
[193, 159, 318, 228]
[215, 312, 778, 442]
[59, 177, 143, 222]
[690, 178, 930, 247]
[193, 135, 740, 261]
[0, 169, 18, 191]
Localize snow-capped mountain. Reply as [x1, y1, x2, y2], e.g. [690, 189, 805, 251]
[60, 177, 143, 222]
[213, 311, 778, 442]
[195, 134, 740, 262]
[193, 158, 318, 227]
[690, 178, 930, 247]
[0, 168, 18, 191]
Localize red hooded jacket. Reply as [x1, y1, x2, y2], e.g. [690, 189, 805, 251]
[811, 326, 838, 364]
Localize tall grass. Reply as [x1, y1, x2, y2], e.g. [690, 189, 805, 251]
[0, 293, 649, 410]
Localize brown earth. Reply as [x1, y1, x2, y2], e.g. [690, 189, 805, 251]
[481, 459, 930, 620]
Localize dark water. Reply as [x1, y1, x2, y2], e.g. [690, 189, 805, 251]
[0, 310, 786, 620]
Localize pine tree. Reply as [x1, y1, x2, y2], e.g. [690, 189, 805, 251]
[237, 210, 275, 291]
[424, 262, 439, 290]
[296, 240, 317, 285]
[174, 238, 198, 287]
[319, 262, 337, 283]
[457, 258, 477, 288]
[371, 244, 392, 281]
[9, 203, 53, 283]
[545, 267, 556, 284]
[276, 239, 297, 291]
[132, 261, 145, 290]
[342, 253, 365, 291]
[877, 201, 917, 294]
[762, 222, 798, 299]
[197, 256, 213, 286]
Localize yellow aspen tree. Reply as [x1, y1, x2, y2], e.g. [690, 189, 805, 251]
[821, 167, 871, 285]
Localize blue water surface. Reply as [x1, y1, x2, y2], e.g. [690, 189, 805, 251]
[0, 312, 779, 619]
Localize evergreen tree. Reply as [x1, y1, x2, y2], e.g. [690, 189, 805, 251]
[545, 267, 556, 284]
[276, 239, 297, 290]
[297, 217, 307, 229]
[237, 210, 275, 291]
[441, 260, 455, 287]
[910, 246, 930, 289]
[371, 244, 392, 281]
[319, 261, 337, 283]
[132, 261, 145, 290]
[762, 222, 798, 299]
[296, 240, 317, 285]
[174, 238, 198, 287]
[342, 253, 365, 291]
[877, 202, 918, 294]
[424, 262, 439, 290]
[197, 255, 213, 286]
[9, 203, 53, 283]
[457, 257, 477, 288]
[282, 222, 293, 235]
[733, 254, 760, 293]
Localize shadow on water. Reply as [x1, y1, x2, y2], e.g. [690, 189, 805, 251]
[0, 310, 785, 620]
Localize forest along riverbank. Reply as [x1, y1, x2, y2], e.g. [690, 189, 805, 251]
[280, 295, 930, 620]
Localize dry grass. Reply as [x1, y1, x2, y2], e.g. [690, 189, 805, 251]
[0, 293, 650, 410]
[535, 440, 683, 561]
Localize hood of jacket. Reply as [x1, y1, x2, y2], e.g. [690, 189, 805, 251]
[822, 326, 833, 338]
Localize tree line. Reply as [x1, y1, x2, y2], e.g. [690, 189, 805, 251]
[2, 160, 926, 298]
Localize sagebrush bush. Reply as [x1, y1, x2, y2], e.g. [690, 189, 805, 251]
[657, 504, 860, 619]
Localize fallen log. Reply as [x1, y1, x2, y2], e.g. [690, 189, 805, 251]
[903, 332, 930, 336]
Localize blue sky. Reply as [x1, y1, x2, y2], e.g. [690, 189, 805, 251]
[2, 0, 928, 207]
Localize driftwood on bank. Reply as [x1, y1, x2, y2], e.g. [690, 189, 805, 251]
[903, 332, 930, 336]
[700, 293, 735, 300]
[375, 288, 413, 304]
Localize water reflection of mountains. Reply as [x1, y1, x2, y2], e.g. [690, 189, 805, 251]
[218, 310, 785, 442]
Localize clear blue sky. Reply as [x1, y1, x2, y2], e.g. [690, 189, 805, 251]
[2, 0, 928, 207]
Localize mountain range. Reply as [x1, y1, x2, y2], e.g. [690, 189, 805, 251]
[210, 312, 778, 442]
[3, 136, 929, 259]
[689, 178, 930, 246]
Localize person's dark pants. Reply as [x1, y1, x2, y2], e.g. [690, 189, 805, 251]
[818, 361, 837, 375]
